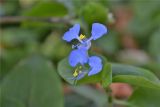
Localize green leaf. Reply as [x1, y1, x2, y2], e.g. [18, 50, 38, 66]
[41, 33, 71, 61]
[58, 57, 160, 89]
[0, 28, 38, 47]
[131, 0, 160, 20]
[23, 1, 68, 17]
[58, 56, 112, 87]
[101, 63, 112, 88]
[80, 2, 107, 26]
[149, 28, 160, 59]
[1, 55, 64, 107]
[21, 1, 68, 27]
[128, 0, 160, 36]
[112, 63, 160, 89]
[65, 92, 93, 107]
[78, 62, 112, 88]
[128, 87, 160, 107]
[1, 0, 20, 15]
[71, 86, 108, 107]
[0, 48, 28, 79]
[95, 30, 119, 54]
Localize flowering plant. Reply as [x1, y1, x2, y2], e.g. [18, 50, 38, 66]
[62, 23, 107, 80]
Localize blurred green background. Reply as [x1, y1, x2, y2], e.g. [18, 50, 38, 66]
[0, 0, 160, 107]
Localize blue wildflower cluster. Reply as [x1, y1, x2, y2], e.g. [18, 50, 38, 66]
[63, 23, 107, 80]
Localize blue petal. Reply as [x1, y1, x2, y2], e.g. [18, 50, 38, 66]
[88, 56, 102, 76]
[63, 24, 80, 42]
[77, 40, 91, 50]
[91, 23, 107, 40]
[69, 49, 88, 67]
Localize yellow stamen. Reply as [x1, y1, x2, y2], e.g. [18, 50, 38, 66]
[73, 68, 79, 77]
[79, 34, 86, 40]
[73, 66, 82, 77]
[73, 71, 78, 77]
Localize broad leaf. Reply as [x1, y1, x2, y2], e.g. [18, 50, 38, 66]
[112, 63, 160, 89]
[1, 55, 64, 107]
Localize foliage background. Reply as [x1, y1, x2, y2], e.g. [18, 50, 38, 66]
[0, 0, 160, 107]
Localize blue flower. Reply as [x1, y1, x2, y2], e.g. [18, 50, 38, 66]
[69, 51, 103, 80]
[63, 23, 107, 50]
[63, 23, 107, 80]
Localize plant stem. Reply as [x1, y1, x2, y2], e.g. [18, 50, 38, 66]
[0, 16, 72, 24]
[105, 87, 113, 107]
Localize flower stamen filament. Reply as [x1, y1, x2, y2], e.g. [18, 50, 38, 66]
[73, 66, 82, 77]
[79, 34, 86, 40]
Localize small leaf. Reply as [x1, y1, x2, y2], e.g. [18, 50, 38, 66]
[80, 2, 107, 26]
[112, 63, 160, 89]
[21, 1, 68, 27]
[23, 1, 68, 17]
[1, 55, 64, 107]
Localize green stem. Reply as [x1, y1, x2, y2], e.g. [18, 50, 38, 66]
[105, 87, 113, 107]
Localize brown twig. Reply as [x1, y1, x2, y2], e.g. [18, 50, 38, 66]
[0, 16, 71, 24]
